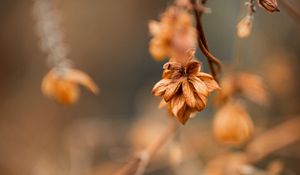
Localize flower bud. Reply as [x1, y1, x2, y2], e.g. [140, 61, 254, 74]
[237, 15, 253, 38]
[213, 101, 254, 145]
[258, 0, 280, 13]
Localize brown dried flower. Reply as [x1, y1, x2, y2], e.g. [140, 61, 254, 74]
[213, 101, 254, 145]
[149, 6, 196, 61]
[237, 15, 253, 38]
[215, 72, 268, 106]
[152, 51, 220, 124]
[42, 68, 99, 105]
[258, 0, 280, 13]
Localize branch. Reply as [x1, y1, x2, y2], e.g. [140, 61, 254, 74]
[245, 116, 300, 163]
[114, 119, 179, 175]
[190, 0, 222, 81]
[280, 0, 300, 24]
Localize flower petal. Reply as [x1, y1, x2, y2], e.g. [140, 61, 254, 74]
[170, 94, 185, 116]
[182, 80, 197, 108]
[194, 93, 207, 111]
[176, 105, 192, 125]
[152, 79, 171, 97]
[187, 60, 201, 75]
[189, 76, 209, 97]
[64, 69, 99, 94]
[164, 80, 182, 102]
[197, 72, 220, 92]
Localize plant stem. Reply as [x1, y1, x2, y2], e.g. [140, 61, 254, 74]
[190, 0, 222, 81]
[114, 119, 179, 175]
[280, 0, 300, 24]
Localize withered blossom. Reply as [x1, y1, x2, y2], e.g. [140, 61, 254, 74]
[213, 101, 254, 145]
[42, 68, 99, 105]
[152, 50, 220, 124]
[258, 0, 280, 13]
[237, 15, 253, 38]
[149, 6, 196, 61]
[215, 72, 268, 106]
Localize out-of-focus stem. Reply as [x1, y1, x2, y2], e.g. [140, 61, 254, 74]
[245, 116, 300, 163]
[280, 0, 300, 24]
[114, 119, 179, 175]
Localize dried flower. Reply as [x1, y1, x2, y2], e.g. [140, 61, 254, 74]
[215, 72, 268, 106]
[149, 6, 196, 61]
[152, 51, 220, 124]
[258, 0, 280, 13]
[213, 101, 254, 145]
[237, 15, 253, 38]
[42, 68, 99, 105]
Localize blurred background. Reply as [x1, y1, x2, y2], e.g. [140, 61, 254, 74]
[0, 0, 300, 175]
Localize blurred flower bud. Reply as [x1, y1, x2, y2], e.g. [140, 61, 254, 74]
[237, 15, 253, 38]
[213, 101, 254, 146]
[258, 0, 280, 13]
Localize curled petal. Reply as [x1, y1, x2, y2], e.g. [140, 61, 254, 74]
[163, 62, 182, 71]
[195, 93, 207, 111]
[197, 72, 220, 92]
[176, 105, 192, 125]
[164, 80, 182, 102]
[187, 60, 201, 75]
[152, 79, 171, 97]
[64, 69, 99, 94]
[182, 80, 198, 108]
[189, 76, 209, 97]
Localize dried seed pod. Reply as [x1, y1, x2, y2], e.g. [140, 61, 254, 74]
[213, 101, 254, 145]
[258, 0, 280, 13]
[152, 51, 220, 124]
[42, 68, 99, 105]
[237, 15, 253, 38]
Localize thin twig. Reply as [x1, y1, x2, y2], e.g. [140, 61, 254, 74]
[280, 0, 300, 24]
[245, 116, 300, 163]
[190, 0, 222, 81]
[114, 119, 179, 175]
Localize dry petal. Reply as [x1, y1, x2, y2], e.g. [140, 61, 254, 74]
[182, 80, 197, 107]
[187, 60, 201, 75]
[170, 94, 185, 116]
[163, 80, 182, 102]
[152, 79, 171, 97]
[41, 68, 98, 105]
[189, 76, 209, 97]
[197, 72, 221, 92]
[176, 105, 192, 124]
[64, 69, 99, 94]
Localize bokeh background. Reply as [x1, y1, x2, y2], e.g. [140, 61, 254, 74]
[0, 0, 300, 175]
